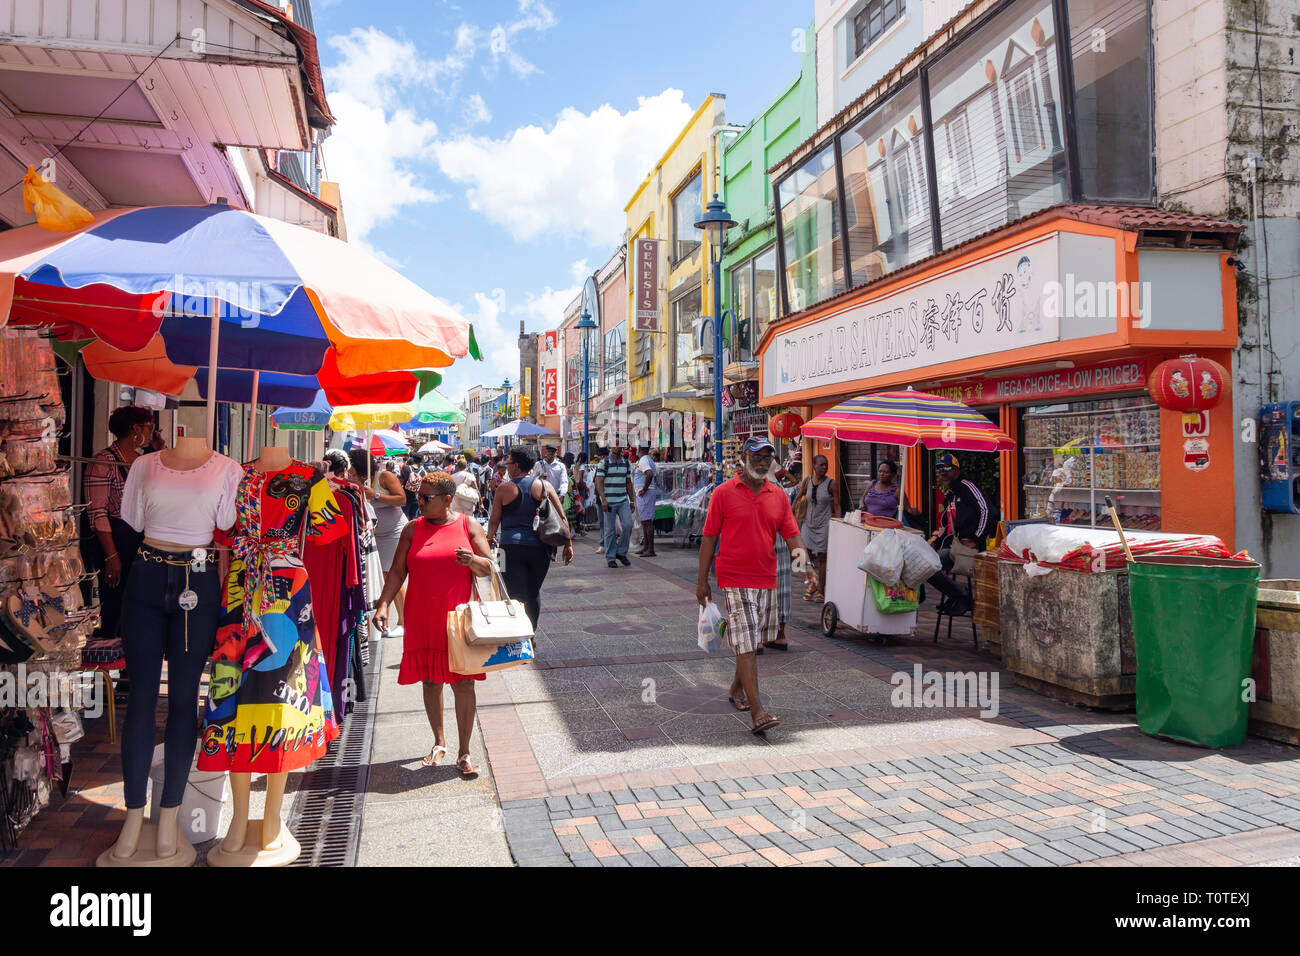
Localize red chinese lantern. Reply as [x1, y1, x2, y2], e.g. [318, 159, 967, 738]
[1148, 355, 1227, 412]
[769, 411, 804, 439]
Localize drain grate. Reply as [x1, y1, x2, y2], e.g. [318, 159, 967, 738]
[285, 636, 382, 867]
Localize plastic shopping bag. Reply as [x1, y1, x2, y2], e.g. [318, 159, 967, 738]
[23, 165, 94, 232]
[898, 533, 943, 588]
[858, 529, 905, 586]
[870, 577, 919, 614]
[697, 600, 728, 653]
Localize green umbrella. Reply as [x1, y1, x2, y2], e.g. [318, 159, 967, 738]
[405, 388, 465, 425]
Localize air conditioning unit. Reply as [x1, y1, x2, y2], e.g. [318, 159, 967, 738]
[691, 317, 714, 360]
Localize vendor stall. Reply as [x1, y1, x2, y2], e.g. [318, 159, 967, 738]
[996, 523, 1234, 708]
[821, 518, 918, 638]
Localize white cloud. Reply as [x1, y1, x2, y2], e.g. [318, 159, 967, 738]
[487, 0, 557, 77]
[462, 93, 492, 128]
[440, 288, 517, 406]
[432, 89, 695, 245]
[568, 258, 590, 283]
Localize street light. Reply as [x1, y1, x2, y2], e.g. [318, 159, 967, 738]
[695, 192, 739, 486]
[577, 306, 597, 461]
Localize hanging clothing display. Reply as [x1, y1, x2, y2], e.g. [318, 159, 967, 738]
[304, 477, 367, 715]
[198, 462, 344, 774]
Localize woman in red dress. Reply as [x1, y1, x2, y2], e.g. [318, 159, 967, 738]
[372, 471, 496, 775]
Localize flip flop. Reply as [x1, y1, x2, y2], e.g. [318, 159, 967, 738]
[751, 714, 781, 734]
[763, 641, 790, 651]
[422, 744, 447, 767]
[728, 694, 750, 712]
[457, 754, 479, 776]
[5, 592, 52, 655]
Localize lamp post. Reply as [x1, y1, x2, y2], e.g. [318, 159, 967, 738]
[577, 307, 597, 461]
[501, 378, 511, 452]
[695, 192, 739, 486]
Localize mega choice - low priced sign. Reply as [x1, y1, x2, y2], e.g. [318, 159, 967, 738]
[764, 235, 1061, 399]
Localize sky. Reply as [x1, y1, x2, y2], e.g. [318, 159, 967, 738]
[308, 0, 812, 406]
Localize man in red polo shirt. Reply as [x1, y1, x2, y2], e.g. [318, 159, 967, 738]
[697, 436, 812, 734]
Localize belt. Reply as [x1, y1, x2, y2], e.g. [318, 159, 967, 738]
[136, 544, 213, 652]
[232, 536, 294, 629]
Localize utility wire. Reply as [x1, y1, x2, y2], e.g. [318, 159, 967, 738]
[0, 36, 179, 200]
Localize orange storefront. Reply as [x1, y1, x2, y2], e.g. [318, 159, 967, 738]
[757, 206, 1243, 548]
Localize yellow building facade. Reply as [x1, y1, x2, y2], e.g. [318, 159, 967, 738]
[623, 94, 730, 457]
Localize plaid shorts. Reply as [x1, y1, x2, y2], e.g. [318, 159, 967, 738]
[721, 587, 776, 655]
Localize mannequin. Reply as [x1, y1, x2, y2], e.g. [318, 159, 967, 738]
[201, 446, 344, 867]
[99, 431, 242, 868]
[211, 446, 293, 865]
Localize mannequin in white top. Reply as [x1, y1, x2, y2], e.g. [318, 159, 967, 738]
[210, 446, 298, 867]
[102, 433, 242, 868]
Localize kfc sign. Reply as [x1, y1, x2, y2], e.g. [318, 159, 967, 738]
[633, 238, 660, 332]
[544, 367, 558, 416]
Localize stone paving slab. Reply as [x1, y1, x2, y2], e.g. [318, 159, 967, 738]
[482, 543, 1300, 866]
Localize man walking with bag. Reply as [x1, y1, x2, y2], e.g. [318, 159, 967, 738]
[697, 436, 812, 734]
[595, 443, 635, 568]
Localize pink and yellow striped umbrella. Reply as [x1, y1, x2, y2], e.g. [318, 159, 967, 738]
[800, 390, 1015, 451]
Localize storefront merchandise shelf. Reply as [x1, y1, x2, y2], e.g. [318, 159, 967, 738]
[1021, 444, 1161, 452]
[1025, 403, 1159, 418]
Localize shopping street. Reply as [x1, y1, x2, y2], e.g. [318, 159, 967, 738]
[9, 541, 1300, 869]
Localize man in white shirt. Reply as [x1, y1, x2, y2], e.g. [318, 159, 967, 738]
[531, 442, 569, 498]
[634, 443, 659, 557]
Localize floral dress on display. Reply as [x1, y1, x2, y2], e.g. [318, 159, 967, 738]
[198, 462, 345, 774]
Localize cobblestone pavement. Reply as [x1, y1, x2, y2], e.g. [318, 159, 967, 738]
[480, 540, 1300, 867]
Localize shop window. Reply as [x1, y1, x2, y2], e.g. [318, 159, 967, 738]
[729, 260, 754, 363]
[1020, 396, 1160, 530]
[632, 328, 653, 378]
[927, 0, 1067, 248]
[602, 325, 626, 392]
[672, 286, 703, 386]
[840, 80, 934, 287]
[753, 246, 778, 343]
[1069, 0, 1153, 201]
[777, 143, 844, 313]
[671, 170, 703, 263]
[852, 0, 905, 60]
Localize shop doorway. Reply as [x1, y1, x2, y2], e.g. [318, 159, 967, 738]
[914, 408, 1002, 539]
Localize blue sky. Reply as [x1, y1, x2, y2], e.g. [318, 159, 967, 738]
[309, 0, 811, 404]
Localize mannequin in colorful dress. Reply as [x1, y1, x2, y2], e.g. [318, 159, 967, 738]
[199, 446, 344, 866]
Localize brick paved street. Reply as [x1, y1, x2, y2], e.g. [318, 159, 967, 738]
[7, 538, 1299, 869]
[482, 541, 1300, 867]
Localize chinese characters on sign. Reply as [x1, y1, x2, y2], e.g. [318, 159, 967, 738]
[765, 235, 1062, 398]
[633, 238, 660, 332]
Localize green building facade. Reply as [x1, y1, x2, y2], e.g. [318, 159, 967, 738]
[721, 21, 817, 373]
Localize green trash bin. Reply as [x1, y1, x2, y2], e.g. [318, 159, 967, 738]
[1129, 555, 1260, 747]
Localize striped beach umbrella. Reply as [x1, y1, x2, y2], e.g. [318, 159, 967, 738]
[800, 390, 1015, 452]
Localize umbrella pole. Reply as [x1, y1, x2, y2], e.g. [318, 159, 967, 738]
[205, 300, 219, 448]
[246, 370, 260, 462]
[899, 445, 908, 523]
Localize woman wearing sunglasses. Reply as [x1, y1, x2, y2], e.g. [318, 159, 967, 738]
[372, 471, 495, 775]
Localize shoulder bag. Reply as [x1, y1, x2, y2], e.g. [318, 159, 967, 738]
[460, 565, 534, 646]
[792, 477, 810, 525]
[532, 482, 572, 547]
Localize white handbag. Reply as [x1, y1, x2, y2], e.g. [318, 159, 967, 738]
[460, 567, 534, 647]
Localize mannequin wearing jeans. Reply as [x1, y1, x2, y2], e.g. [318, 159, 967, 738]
[102, 435, 240, 866]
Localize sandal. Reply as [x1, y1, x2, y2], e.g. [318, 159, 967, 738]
[763, 640, 790, 651]
[751, 714, 781, 734]
[728, 694, 750, 712]
[802, 583, 817, 602]
[457, 754, 479, 776]
[422, 744, 447, 767]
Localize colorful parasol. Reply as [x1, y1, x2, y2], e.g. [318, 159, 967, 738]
[800, 390, 1015, 452]
[345, 430, 409, 457]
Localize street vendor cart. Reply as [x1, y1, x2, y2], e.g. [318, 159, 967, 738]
[820, 517, 918, 639]
[801, 389, 1017, 644]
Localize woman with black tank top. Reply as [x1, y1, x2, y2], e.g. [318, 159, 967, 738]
[487, 447, 574, 629]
